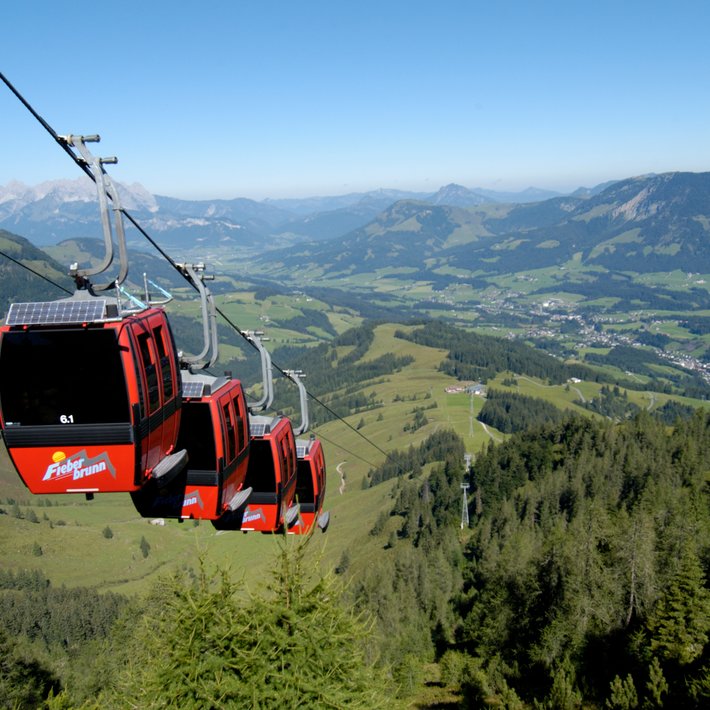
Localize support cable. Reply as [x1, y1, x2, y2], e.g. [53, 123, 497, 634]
[0, 248, 72, 295]
[309, 429, 383, 471]
[1, 72, 401, 468]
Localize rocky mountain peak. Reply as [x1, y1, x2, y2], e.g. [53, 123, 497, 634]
[430, 183, 488, 207]
[0, 178, 158, 212]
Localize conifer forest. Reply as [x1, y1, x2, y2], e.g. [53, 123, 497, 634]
[3, 404, 710, 707]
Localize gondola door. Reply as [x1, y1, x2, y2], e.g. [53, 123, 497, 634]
[128, 314, 182, 482]
[290, 437, 328, 535]
[153, 321, 181, 454]
[215, 385, 250, 516]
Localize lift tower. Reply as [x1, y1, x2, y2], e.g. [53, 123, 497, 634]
[461, 453, 472, 529]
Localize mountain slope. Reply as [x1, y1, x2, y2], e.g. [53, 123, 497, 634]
[255, 172, 710, 280]
[449, 172, 710, 274]
[258, 200, 503, 276]
[429, 183, 491, 207]
[0, 230, 69, 313]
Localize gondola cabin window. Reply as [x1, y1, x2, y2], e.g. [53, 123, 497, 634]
[153, 325, 174, 400]
[223, 402, 236, 462]
[296, 457, 315, 502]
[235, 401, 246, 453]
[278, 439, 289, 483]
[0, 328, 130, 426]
[177, 402, 216, 470]
[136, 331, 159, 414]
[245, 439, 277, 492]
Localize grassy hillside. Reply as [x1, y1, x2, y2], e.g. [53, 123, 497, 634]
[2, 318, 707, 597]
[0, 322, 469, 592]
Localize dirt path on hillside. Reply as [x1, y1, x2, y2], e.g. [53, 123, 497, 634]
[570, 386, 586, 403]
[336, 461, 346, 494]
[518, 375, 586, 403]
[480, 422, 502, 443]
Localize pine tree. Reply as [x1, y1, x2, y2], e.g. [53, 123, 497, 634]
[250, 540, 394, 708]
[103, 543, 396, 709]
[0, 629, 60, 706]
[646, 544, 710, 666]
[538, 662, 584, 709]
[606, 673, 638, 709]
[645, 657, 668, 708]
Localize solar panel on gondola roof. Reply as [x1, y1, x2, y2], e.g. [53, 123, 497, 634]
[182, 381, 206, 398]
[5, 299, 107, 326]
[250, 422, 269, 437]
[296, 443, 308, 457]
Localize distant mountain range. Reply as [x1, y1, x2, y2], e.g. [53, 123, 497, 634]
[4, 172, 708, 300]
[0, 178, 595, 251]
[254, 172, 710, 281]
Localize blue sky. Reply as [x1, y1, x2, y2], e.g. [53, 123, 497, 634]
[3, 1, 710, 200]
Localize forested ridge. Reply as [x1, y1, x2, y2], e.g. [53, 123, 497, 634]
[339, 409, 710, 707]
[397, 320, 710, 400]
[0, 230, 66, 314]
[0, 443, 706, 710]
[478, 388, 563, 433]
[366, 429, 465, 486]
[451, 411, 710, 707]
[0, 569, 127, 648]
[396, 321, 600, 385]
[0, 546, 397, 709]
[272, 321, 414, 422]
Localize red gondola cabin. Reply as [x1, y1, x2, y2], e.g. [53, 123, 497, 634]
[215, 414, 298, 533]
[131, 373, 251, 521]
[0, 295, 184, 495]
[290, 437, 329, 534]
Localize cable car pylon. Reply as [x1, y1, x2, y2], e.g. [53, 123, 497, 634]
[461, 453, 472, 529]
